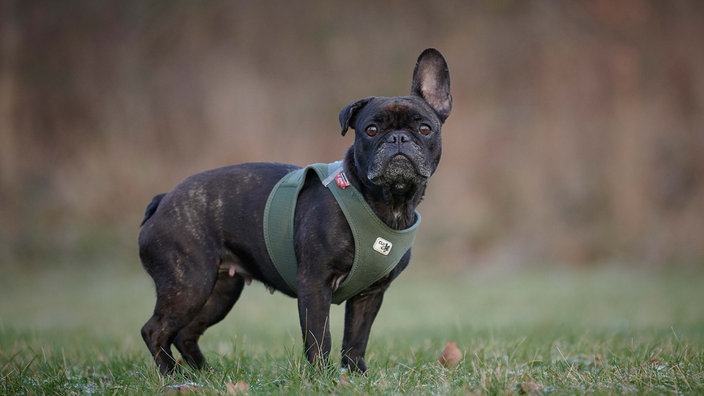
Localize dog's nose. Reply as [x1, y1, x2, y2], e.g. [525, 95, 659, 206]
[386, 131, 411, 145]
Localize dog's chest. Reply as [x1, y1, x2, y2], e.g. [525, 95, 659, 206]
[263, 162, 421, 304]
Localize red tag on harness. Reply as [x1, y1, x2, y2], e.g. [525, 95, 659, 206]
[335, 172, 351, 189]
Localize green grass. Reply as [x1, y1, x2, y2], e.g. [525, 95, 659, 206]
[1, 262, 703, 394]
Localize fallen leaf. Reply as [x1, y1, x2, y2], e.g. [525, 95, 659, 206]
[339, 372, 350, 386]
[519, 380, 543, 395]
[594, 353, 603, 366]
[226, 381, 250, 394]
[438, 341, 462, 368]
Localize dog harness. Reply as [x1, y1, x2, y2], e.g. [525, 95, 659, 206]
[263, 161, 420, 304]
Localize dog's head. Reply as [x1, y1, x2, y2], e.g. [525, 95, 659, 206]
[339, 48, 451, 195]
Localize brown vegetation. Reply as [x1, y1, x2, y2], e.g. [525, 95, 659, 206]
[1, 0, 702, 268]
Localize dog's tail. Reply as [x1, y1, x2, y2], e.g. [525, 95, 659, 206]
[140, 193, 166, 226]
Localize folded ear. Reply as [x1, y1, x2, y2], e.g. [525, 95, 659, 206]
[339, 97, 373, 136]
[410, 48, 452, 122]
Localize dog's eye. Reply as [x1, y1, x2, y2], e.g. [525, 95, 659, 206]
[365, 125, 378, 137]
[419, 124, 432, 136]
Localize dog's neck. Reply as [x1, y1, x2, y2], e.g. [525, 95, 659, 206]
[343, 149, 425, 230]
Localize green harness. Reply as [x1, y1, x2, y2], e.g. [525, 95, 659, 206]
[263, 161, 420, 304]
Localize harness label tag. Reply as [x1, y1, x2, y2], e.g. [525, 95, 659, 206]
[335, 172, 351, 189]
[373, 237, 393, 255]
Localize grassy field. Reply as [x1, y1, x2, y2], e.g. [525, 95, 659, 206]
[1, 261, 703, 394]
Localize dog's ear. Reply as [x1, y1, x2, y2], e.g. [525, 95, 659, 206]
[411, 48, 452, 123]
[339, 97, 373, 136]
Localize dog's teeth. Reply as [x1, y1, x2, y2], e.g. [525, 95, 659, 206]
[228, 265, 236, 277]
[245, 277, 252, 286]
[267, 286, 275, 295]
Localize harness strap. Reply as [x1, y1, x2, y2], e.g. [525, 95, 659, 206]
[263, 161, 420, 304]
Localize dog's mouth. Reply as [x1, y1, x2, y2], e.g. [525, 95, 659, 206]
[368, 154, 429, 192]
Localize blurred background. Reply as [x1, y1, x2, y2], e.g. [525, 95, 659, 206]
[1, 0, 703, 273]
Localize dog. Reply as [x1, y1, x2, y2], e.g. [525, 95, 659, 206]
[139, 48, 452, 375]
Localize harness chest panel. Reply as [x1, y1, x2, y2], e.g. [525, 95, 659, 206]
[263, 162, 420, 304]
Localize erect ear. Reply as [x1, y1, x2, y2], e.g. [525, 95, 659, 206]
[410, 48, 452, 123]
[338, 97, 373, 136]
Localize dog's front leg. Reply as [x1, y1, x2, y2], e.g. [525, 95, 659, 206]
[297, 280, 333, 367]
[340, 290, 385, 373]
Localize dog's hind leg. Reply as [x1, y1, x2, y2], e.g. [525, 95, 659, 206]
[141, 254, 218, 375]
[173, 267, 246, 369]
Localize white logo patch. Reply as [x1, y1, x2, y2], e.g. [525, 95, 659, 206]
[373, 237, 393, 256]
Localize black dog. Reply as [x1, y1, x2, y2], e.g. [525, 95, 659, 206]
[139, 48, 452, 375]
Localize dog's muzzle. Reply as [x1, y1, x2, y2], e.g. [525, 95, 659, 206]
[369, 152, 430, 190]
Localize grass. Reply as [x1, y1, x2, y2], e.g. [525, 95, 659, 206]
[1, 260, 703, 394]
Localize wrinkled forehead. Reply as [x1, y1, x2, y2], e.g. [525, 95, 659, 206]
[376, 96, 431, 112]
[358, 96, 440, 125]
